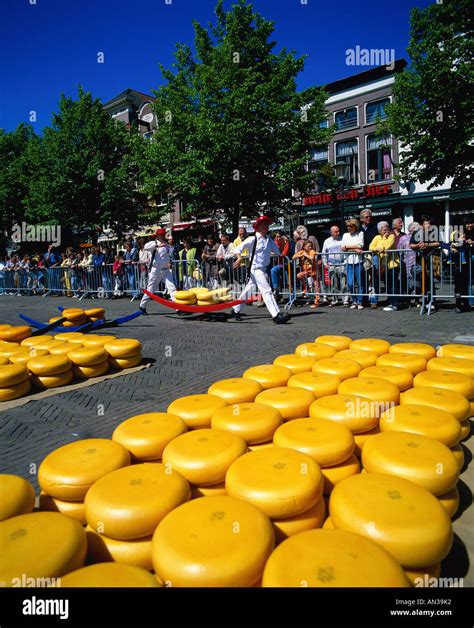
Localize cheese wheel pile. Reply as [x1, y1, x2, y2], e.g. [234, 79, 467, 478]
[174, 287, 232, 306]
[104, 338, 143, 369]
[67, 346, 110, 379]
[48, 306, 105, 327]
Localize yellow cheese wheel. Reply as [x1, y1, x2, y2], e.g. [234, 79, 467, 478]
[67, 346, 108, 366]
[61, 562, 159, 587]
[334, 349, 378, 368]
[413, 370, 473, 398]
[62, 307, 85, 320]
[90, 316, 104, 322]
[362, 432, 459, 495]
[32, 339, 66, 352]
[162, 428, 247, 486]
[174, 290, 197, 301]
[315, 335, 352, 351]
[273, 498, 325, 544]
[108, 353, 142, 369]
[329, 473, 452, 568]
[322, 516, 335, 529]
[0, 357, 9, 365]
[273, 418, 354, 468]
[38, 438, 131, 501]
[309, 394, 379, 434]
[20, 336, 53, 348]
[9, 348, 50, 365]
[81, 335, 117, 348]
[112, 412, 187, 460]
[85, 526, 152, 570]
[248, 441, 273, 451]
[49, 316, 63, 324]
[459, 419, 470, 441]
[226, 448, 323, 519]
[338, 377, 400, 408]
[404, 563, 441, 586]
[39, 493, 86, 524]
[208, 378, 262, 403]
[0, 364, 29, 386]
[322, 454, 360, 495]
[0, 324, 11, 331]
[104, 338, 142, 358]
[27, 354, 71, 376]
[295, 342, 337, 359]
[0, 325, 32, 343]
[262, 528, 409, 587]
[353, 426, 381, 457]
[312, 357, 361, 381]
[85, 463, 190, 540]
[376, 352, 427, 375]
[427, 356, 474, 379]
[175, 298, 197, 304]
[437, 343, 474, 360]
[401, 387, 470, 421]
[255, 387, 315, 421]
[0, 378, 31, 401]
[0, 512, 87, 586]
[197, 299, 219, 305]
[273, 354, 316, 374]
[0, 344, 25, 359]
[72, 361, 109, 379]
[437, 486, 459, 518]
[54, 331, 85, 343]
[30, 370, 73, 389]
[167, 394, 227, 429]
[152, 495, 274, 587]
[287, 372, 340, 398]
[190, 482, 227, 498]
[450, 444, 464, 470]
[242, 364, 292, 389]
[359, 365, 413, 391]
[189, 287, 210, 295]
[211, 402, 282, 444]
[84, 307, 105, 318]
[379, 404, 461, 448]
[62, 317, 88, 327]
[36, 343, 72, 356]
[349, 338, 391, 356]
[389, 342, 436, 361]
[0, 475, 35, 521]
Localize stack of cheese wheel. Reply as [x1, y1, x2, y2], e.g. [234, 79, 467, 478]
[28, 354, 73, 389]
[273, 417, 358, 497]
[174, 290, 198, 305]
[84, 307, 106, 323]
[0, 364, 31, 401]
[225, 448, 325, 546]
[0, 325, 32, 343]
[0, 474, 35, 521]
[49, 307, 106, 327]
[38, 439, 131, 527]
[195, 287, 232, 306]
[67, 345, 110, 379]
[211, 403, 282, 451]
[84, 463, 190, 571]
[104, 338, 142, 369]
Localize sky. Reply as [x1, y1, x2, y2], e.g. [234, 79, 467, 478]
[0, 0, 432, 133]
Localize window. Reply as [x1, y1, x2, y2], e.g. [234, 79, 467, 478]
[309, 147, 329, 191]
[367, 135, 392, 182]
[319, 118, 328, 129]
[334, 107, 358, 131]
[335, 139, 359, 185]
[365, 98, 390, 124]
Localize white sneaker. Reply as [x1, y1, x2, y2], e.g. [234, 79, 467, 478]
[383, 305, 395, 311]
[357, 304, 364, 309]
[350, 304, 357, 309]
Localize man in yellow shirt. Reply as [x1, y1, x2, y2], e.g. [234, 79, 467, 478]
[369, 221, 400, 311]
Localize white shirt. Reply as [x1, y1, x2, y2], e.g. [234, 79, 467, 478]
[236, 233, 281, 270]
[341, 231, 364, 265]
[322, 236, 345, 266]
[144, 240, 171, 269]
[216, 242, 235, 259]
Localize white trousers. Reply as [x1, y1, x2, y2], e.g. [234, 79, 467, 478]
[140, 267, 176, 307]
[233, 268, 280, 318]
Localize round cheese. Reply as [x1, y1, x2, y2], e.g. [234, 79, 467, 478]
[329, 473, 452, 568]
[459, 419, 470, 441]
[315, 335, 352, 351]
[404, 563, 441, 586]
[85, 463, 190, 540]
[167, 394, 227, 429]
[450, 444, 464, 470]
[376, 352, 427, 375]
[338, 377, 400, 406]
[67, 347, 108, 366]
[0, 324, 11, 331]
[61, 562, 159, 587]
[287, 372, 340, 398]
[349, 338, 390, 356]
[242, 364, 292, 389]
[359, 365, 413, 391]
[322, 454, 360, 495]
[39, 493, 86, 525]
[380, 404, 461, 448]
[0, 345, 25, 359]
[0, 364, 29, 387]
[0, 512, 87, 586]
[226, 448, 323, 519]
[362, 432, 459, 495]
[273, 354, 316, 374]
[255, 387, 315, 421]
[273, 418, 354, 467]
[272, 498, 326, 545]
[175, 298, 197, 305]
[248, 441, 273, 451]
[108, 354, 142, 369]
[437, 486, 459, 518]
[9, 349, 50, 366]
[84, 307, 105, 318]
[190, 483, 227, 499]
[0, 475, 35, 521]
[400, 387, 470, 421]
[0, 378, 32, 401]
[152, 496, 274, 587]
[36, 342, 70, 355]
[21, 336, 54, 348]
[81, 335, 117, 348]
[389, 342, 436, 361]
[413, 370, 473, 399]
[62, 308, 85, 320]
[309, 394, 379, 434]
[312, 357, 361, 381]
[322, 516, 335, 529]
[334, 349, 378, 368]
[31, 338, 66, 351]
[174, 290, 196, 301]
[104, 338, 142, 358]
[437, 344, 474, 360]
[85, 526, 153, 570]
[72, 361, 109, 379]
[427, 356, 474, 379]
[208, 378, 262, 403]
[38, 438, 131, 501]
[295, 343, 337, 360]
[54, 332, 85, 343]
[112, 412, 187, 460]
[27, 354, 71, 376]
[262, 529, 409, 587]
[30, 370, 73, 389]
[211, 402, 282, 444]
[0, 326, 32, 343]
[353, 426, 381, 457]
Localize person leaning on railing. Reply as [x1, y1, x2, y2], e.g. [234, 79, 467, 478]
[369, 221, 400, 311]
[270, 231, 290, 303]
[341, 218, 364, 309]
[409, 215, 440, 311]
[292, 240, 320, 308]
[322, 225, 348, 307]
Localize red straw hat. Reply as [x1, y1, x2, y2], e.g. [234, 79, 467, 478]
[253, 215, 273, 231]
[155, 227, 166, 236]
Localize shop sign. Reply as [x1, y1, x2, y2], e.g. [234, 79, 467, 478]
[303, 183, 393, 206]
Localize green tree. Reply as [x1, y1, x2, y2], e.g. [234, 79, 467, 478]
[384, 0, 473, 189]
[145, 0, 331, 233]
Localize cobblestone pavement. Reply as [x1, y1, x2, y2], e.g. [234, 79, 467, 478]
[1, 295, 473, 583]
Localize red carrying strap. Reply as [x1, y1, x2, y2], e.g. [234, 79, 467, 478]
[143, 290, 257, 312]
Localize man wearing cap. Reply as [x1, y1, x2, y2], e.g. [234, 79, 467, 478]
[231, 216, 290, 324]
[139, 228, 177, 314]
